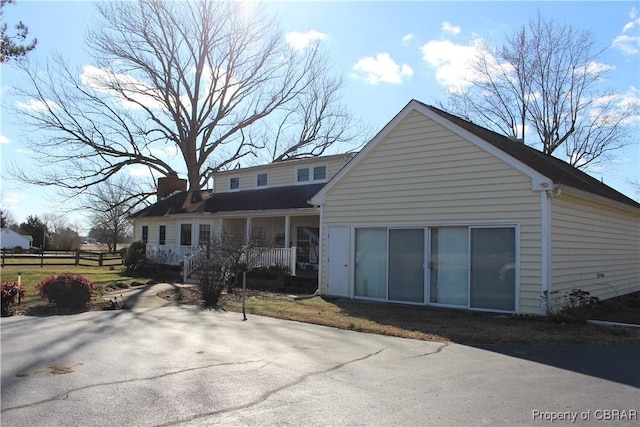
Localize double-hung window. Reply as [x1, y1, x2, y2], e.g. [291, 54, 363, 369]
[141, 226, 148, 243]
[230, 177, 239, 190]
[257, 173, 268, 187]
[180, 224, 192, 246]
[158, 225, 166, 245]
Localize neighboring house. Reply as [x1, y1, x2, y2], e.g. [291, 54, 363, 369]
[130, 100, 640, 315]
[0, 228, 33, 250]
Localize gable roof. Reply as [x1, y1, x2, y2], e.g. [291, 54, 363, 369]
[129, 184, 323, 219]
[312, 100, 640, 209]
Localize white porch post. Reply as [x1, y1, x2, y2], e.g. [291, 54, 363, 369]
[246, 217, 252, 243]
[284, 215, 291, 249]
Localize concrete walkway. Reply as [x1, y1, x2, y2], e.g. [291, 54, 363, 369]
[102, 282, 185, 309]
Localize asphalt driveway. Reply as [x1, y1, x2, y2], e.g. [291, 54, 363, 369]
[2, 305, 638, 426]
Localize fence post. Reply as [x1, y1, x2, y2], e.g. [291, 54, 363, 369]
[40, 248, 44, 268]
[99, 252, 104, 267]
[1, 249, 4, 267]
[75, 249, 80, 266]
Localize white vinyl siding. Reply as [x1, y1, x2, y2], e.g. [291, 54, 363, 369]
[319, 110, 543, 313]
[212, 155, 352, 193]
[551, 191, 640, 302]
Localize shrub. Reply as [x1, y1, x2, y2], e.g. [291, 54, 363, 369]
[36, 274, 96, 309]
[542, 288, 600, 323]
[122, 241, 147, 272]
[1, 281, 26, 316]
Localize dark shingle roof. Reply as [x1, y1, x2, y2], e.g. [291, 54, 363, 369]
[204, 183, 325, 213]
[420, 102, 640, 209]
[129, 184, 324, 219]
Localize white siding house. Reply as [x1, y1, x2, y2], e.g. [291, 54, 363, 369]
[1, 228, 33, 250]
[130, 100, 640, 315]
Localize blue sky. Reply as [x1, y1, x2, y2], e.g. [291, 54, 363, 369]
[1, 1, 639, 230]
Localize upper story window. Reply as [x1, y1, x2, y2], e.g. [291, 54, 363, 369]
[297, 165, 327, 184]
[257, 173, 268, 187]
[297, 168, 310, 183]
[230, 177, 239, 190]
[313, 166, 326, 180]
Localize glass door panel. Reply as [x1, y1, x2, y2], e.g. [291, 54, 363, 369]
[354, 229, 387, 299]
[429, 227, 468, 306]
[470, 228, 515, 311]
[388, 229, 425, 303]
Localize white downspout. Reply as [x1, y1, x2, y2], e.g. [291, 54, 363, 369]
[540, 187, 560, 314]
[316, 204, 324, 295]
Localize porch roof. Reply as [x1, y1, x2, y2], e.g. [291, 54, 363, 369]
[129, 184, 324, 219]
[204, 183, 324, 213]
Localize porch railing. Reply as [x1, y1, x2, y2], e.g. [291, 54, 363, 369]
[146, 244, 298, 282]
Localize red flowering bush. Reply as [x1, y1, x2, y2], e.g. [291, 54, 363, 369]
[36, 274, 95, 309]
[1, 281, 26, 316]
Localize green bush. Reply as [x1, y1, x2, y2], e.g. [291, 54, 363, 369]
[36, 274, 95, 309]
[122, 241, 147, 273]
[1, 281, 26, 316]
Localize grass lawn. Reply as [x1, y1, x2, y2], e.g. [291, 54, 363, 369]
[218, 290, 640, 345]
[0, 265, 154, 311]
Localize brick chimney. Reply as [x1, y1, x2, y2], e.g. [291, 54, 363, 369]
[157, 172, 187, 200]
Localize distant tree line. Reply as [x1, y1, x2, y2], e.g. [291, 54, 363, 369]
[1, 209, 131, 251]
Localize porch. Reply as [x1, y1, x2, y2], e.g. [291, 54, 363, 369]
[146, 213, 318, 269]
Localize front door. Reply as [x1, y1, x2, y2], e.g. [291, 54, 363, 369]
[327, 226, 349, 297]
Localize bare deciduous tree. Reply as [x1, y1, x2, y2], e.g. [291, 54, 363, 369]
[83, 176, 145, 253]
[194, 230, 257, 307]
[445, 13, 638, 168]
[10, 0, 359, 199]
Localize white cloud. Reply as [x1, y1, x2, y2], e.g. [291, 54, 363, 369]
[149, 145, 180, 159]
[1, 192, 26, 205]
[612, 9, 640, 55]
[577, 61, 615, 75]
[15, 99, 58, 112]
[441, 22, 461, 36]
[420, 38, 487, 92]
[402, 33, 415, 46]
[128, 165, 155, 177]
[80, 65, 166, 110]
[0, 135, 9, 144]
[351, 53, 413, 85]
[285, 30, 327, 51]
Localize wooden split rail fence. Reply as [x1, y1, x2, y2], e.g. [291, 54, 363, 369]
[1, 249, 123, 268]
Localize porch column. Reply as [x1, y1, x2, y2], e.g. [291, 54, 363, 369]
[284, 215, 291, 249]
[246, 217, 252, 243]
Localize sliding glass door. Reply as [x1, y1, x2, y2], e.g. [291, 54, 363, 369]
[388, 229, 424, 303]
[354, 229, 387, 299]
[429, 226, 516, 311]
[470, 228, 515, 311]
[354, 225, 516, 312]
[429, 227, 468, 306]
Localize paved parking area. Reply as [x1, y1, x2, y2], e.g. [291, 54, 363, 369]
[2, 305, 638, 426]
